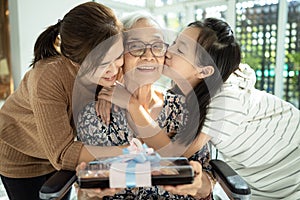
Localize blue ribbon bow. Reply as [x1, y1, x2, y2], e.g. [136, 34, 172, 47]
[115, 139, 161, 187]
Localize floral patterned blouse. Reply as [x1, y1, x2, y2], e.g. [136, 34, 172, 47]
[76, 92, 212, 200]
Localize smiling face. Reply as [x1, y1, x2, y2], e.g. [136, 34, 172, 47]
[123, 19, 166, 92]
[86, 36, 124, 87]
[97, 37, 124, 87]
[164, 27, 202, 87]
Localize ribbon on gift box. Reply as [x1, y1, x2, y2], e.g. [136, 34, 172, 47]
[109, 138, 161, 188]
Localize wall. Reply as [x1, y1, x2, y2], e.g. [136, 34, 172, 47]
[8, 0, 88, 88]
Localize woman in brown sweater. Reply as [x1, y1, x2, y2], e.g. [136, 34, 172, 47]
[0, 2, 123, 200]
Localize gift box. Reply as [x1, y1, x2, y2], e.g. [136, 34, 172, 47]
[77, 139, 194, 188]
[77, 156, 194, 188]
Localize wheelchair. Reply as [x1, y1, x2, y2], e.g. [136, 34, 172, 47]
[39, 158, 251, 200]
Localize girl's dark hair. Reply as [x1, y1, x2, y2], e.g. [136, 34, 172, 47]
[175, 18, 241, 145]
[31, 2, 122, 67]
[190, 18, 241, 81]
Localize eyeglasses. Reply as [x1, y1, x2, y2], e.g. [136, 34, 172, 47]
[127, 41, 169, 57]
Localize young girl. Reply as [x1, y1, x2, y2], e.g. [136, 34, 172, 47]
[163, 18, 300, 199]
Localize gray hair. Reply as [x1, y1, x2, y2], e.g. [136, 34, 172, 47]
[121, 11, 160, 30]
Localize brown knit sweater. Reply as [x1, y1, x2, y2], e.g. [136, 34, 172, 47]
[0, 56, 83, 178]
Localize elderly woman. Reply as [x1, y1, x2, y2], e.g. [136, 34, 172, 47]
[75, 12, 213, 200]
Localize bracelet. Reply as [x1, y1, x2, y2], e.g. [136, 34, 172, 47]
[193, 171, 216, 199]
[204, 171, 216, 193]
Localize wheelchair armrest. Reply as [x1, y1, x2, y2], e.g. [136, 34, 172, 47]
[39, 170, 77, 200]
[209, 159, 251, 200]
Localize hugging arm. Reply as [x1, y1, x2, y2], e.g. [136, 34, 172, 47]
[97, 82, 210, 157]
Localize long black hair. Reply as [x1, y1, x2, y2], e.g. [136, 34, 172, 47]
[174, 18, 241, 145]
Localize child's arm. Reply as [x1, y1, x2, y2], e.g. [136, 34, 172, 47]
[96, 82, 210, 158]
[127, 100, 211, 158]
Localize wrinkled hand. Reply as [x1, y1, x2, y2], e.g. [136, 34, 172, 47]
[162, 161, 205, 197]
[76, 162, 121, 199]
[97, 81, 133, 110]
